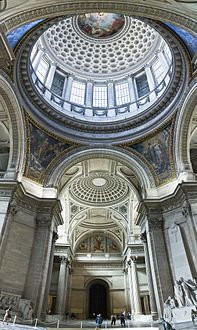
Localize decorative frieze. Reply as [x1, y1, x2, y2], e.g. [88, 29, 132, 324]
[73, 262, 123, 268]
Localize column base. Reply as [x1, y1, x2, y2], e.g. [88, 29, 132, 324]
[151, 312, 158, 321]
[40, 312, 47, 321]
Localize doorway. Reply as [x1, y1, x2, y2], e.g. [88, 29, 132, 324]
[88, 280, 109, 318]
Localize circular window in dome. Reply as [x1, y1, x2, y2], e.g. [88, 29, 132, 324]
[77, 13, 125, 39]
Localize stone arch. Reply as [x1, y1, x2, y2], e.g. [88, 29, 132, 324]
[174, 78, 197, 177]
[0, 71, 25, 179]
[69, 207, 128, 248]
[45, 146, 157, 197]
[85, 278, 111, 319]
[3, 2, 196, 35]
[0, 121, 9, 173]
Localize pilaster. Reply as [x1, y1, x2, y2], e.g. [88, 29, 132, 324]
[0, 182, 17, 250]
[54, 244, 72, 314]
[124, 243, 144, 315]
[41, 232, 58, 318]
[146, 208, 173, 316]
[20, 196, 63, 318]
[129, 256, 142, 314]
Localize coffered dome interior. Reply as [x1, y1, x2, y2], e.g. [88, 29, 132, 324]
[28, 13, 173, 124]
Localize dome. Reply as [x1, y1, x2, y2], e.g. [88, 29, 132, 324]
[16, 13, 187, 143]
[29, 14, 172, 121]
[42, 15, 159, 77]
[69, 171, 129, 205]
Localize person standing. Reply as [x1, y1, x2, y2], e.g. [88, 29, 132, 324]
[96, 314, 103, 328]
[111, 314, 116, 326]
[3, 307, 12, 325]
[120, 312, 125, 327]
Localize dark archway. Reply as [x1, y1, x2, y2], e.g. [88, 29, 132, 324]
[88, 280, 109, 319]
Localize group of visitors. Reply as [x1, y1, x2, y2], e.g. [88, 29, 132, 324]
[111, 311, 131, 326]
[95, 311, 131, 328]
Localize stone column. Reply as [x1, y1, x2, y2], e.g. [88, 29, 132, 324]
[64, 75, 73, 101]
[127, 76, 137, 111]
[144, 64, 156, 101]
[41, 232, 58, 317]
[0, 184, 16, 245]
[181, 191, 197, 274]
[0, 191, 17, 267]
[45, 62, 56, 89]
[141, 233, 157, 319]
[55, 256, 70, 315]
[130, 257, 142, 314]
[127, 259, 135, 315]
[123, 262, 130, 312]
[32, 47, 45, 72]
[108, 81, 114, 108]
[45, 62, 56, 99]
[157, 51, 169, 72]
[146, 215, 173, 316]
[86, 80, 93, 107]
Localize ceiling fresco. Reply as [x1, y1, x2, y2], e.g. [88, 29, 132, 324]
[77, 13, 125, 38]
[25, 118, 74, 184]
[75, 232, 121, 254]
[6, 16, 196, 60]
[165, 22, 197, 57]
[129, 123, 175, 185]
[6, 19, 43, 48]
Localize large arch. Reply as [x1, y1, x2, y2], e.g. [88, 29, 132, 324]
[1, 2, 196, 35]
[174, 78, 197, 177]
[0, 71, 25, 179]
[85, 278, 111, 319]
[45, 146, 157, 195]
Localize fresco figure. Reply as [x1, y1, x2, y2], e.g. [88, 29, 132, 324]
[78, 13, 125, 38]
[132, 125, 172, 181]
[93, 235, 104, 252]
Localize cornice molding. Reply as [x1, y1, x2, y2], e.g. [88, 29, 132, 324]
[137, 182, 197, 218]
[2, 3, 197, 34]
